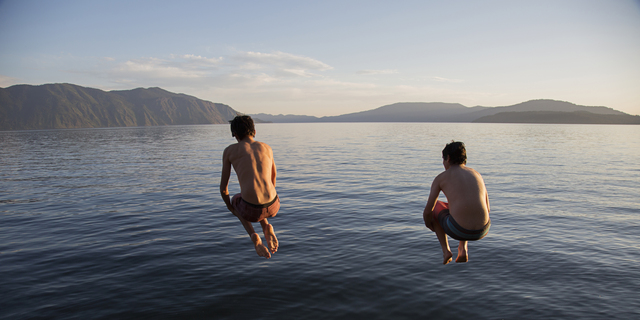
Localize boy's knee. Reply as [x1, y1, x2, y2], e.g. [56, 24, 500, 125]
[231, 209, 242, 219]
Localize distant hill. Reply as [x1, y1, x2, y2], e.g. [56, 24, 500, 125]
[252, 99, 635, 124]
[459, 99, 626, 122]
[251, 113, 320, 123]
[320, 102, 483, 122]
[252, 102, 481, 123]
[2, 83, 636, 130]
[0, 83, 241, 130]
[473, 111, 640, 124]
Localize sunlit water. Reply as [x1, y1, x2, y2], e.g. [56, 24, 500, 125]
[1, 123, 639, 319]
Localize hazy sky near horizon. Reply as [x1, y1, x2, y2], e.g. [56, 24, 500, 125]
[1, 0, 639, 116]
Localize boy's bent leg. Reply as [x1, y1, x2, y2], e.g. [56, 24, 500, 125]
[456, 241, 468, 263]
[260, 219, 278, 254]
[432, 221, 453, 265]
[231, 207, 271, 258]
[250, 233, 271, 258]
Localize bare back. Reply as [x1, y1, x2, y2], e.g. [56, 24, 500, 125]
[431, 165, 490, 230]
[221, 138, 277, 205]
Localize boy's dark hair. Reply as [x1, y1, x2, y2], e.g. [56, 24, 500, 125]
[229, 115, 255, 140]
[442, 141, 467, 165]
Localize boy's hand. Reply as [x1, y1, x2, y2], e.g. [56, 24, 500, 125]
[425, 211, 435, 231]
[226, 204, 239, 216]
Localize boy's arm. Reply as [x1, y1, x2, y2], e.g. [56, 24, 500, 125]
[219, 148, 236, 214]
[270, 148, 277, 187]
[423, 175, 442, 231]
[485, 190, 490, 214]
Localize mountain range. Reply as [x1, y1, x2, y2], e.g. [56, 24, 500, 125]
[252, 100, 639, 124]
[1, 83, 638, 131]
[0, 83, 239, 130]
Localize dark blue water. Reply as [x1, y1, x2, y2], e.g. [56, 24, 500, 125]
[1, 123, 639, 319]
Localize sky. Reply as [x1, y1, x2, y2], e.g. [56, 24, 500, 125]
[1, 0, 639, 116]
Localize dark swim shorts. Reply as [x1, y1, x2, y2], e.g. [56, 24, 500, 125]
[231, 194, 280, 223]
[433, 200, 490, 241]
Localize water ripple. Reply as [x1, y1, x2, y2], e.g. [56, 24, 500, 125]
[1, 123, 639, 319]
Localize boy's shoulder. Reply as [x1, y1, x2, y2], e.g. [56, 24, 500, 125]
[223, 142, 243, 159]
[252, 139, 270, 147]
[432, 169, 449, 184]
[223, 142, 238, 152]
[462, 166, 483, 178]
[250, 140, 273, 153]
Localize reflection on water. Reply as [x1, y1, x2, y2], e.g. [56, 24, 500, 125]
[1, 123, 639, 319]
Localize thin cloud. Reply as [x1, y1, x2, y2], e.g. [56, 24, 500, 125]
[356, 69, 399, 75]
[105, 50, 332, 86]
[114, 57, 205, 79]
[0, 74, 21, 87]
[59, 51, 484, 116]
[432, 76, 463, 83]
[171, 54, 223, 68]
[232, 51, 333, 71]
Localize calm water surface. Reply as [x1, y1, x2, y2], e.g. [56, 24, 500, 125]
[1, 123, 639, 319]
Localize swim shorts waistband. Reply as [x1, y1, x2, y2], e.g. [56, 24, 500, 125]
[241, 195, 279, 208]
[438, 209, 490, 241]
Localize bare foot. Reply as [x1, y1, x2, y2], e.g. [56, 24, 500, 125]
[443, 251, 453, 265]
[263, 223, 279, 254]
[456, 244, 468, 263]
[251, 233, 271, 259]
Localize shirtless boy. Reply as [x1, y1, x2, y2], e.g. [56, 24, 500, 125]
[220, 115, 280, 259]
[423, 141, 491, 264]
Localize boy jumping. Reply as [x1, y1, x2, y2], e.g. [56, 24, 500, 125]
[423, 141, 491, 264]
[220, 115, 280, 259]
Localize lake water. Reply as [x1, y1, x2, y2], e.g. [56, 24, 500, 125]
[1, 122, 639, 319]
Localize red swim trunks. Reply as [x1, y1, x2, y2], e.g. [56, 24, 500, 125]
[231, 194, 280, 223]
[432, 200, 450, 220]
